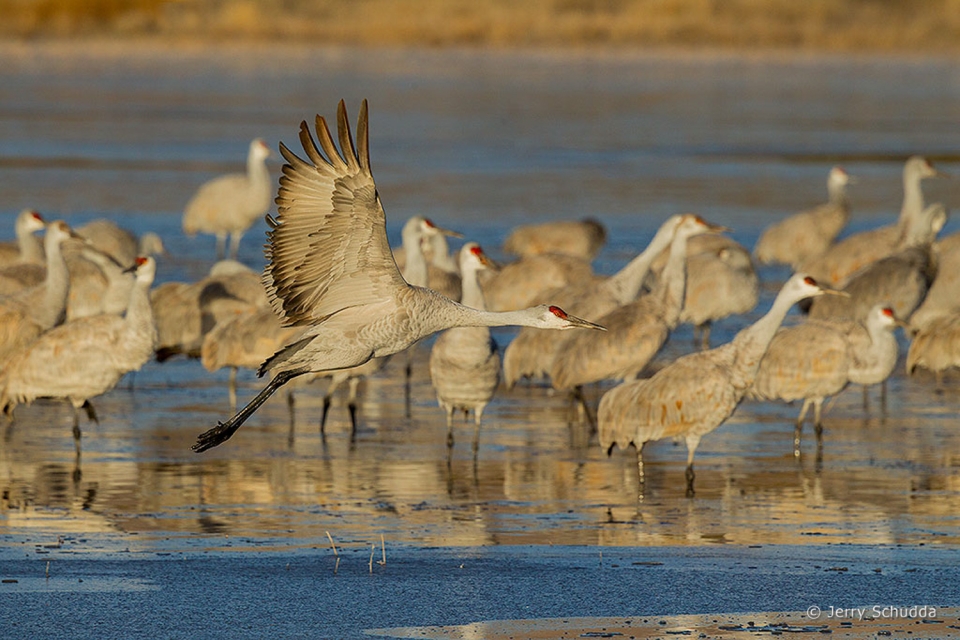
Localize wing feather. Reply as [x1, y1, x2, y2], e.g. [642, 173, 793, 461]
[264, 99, 405, 326]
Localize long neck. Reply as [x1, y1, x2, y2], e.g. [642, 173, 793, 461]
[900, 167, 925, 224]
[38, 238, 70, 329]
[459, 266, 487, 311]
[652, 232, 691, 327]
[604, 224, 676, 304]
[247, 150, 272, 205]
[429, 234, 459, 274]
[827, 179, 849, 208]
[726, 294, 800, 390]
[123, 278, 157, 349]
[17, 222, 43, 263]
[401, 228, 428, 287]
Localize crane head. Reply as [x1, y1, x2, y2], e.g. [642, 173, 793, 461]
[539, 305, 606, 331]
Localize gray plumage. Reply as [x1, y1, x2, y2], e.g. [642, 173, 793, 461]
[801, 156, 941, 287]
[807, 202, 946, 322]
[429, 243, 501, 450]
[550, 215, 725, 391]
[597, 274, 830, 493]
[182, 138, 273, 260]
[478, 252, 597, 312]
[0, 257, 157, 436]
[906, 312, 960, 385]
[909, 231, 960, 332]
[754, 167, 852, 268]
[502, 217, 607, 260]
[193, 100, 604, 453]
[502, 214, 684, 388]
[76, 218, 165, 266]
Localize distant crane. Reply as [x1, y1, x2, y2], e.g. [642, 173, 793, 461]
[0, 209, 45, 267]
[182, 138, 273, 260]
[192, 100, 604, 453]
[502, 217, 607, 260]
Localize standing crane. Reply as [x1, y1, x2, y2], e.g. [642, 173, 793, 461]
[502, 217, 607, 260]
[192, 100, 605, 453]
[597, 274, 837, 495]
[0, 256, 157, 450]
[0, 209, 45, 267]
[429, 243, 501, 453]
[754, 166, 853, 269]
[801, 156, 942, 287]
[182, 138, 273, 260]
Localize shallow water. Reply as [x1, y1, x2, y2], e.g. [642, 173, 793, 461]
[1, 42, 960, 556]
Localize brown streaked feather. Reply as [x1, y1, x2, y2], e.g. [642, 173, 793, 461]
[264, 100, 405, 327]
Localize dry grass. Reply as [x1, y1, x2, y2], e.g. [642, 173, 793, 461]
[2, 0, 960, 52]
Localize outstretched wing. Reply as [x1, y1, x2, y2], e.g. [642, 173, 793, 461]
[263, 99, 406, 326]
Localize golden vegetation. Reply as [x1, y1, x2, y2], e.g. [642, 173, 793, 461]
[2, 0, 960, 52]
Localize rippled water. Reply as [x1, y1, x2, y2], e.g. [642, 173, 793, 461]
[1, 42, 959, 553]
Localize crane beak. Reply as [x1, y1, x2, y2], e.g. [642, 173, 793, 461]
[566, 314, 607, 331]
[438, 226, 464, 239]
[707, 223, 732, 234]
[818, 287, 850, 298]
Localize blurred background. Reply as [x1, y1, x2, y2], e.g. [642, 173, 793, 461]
[3, 0, 960, 52]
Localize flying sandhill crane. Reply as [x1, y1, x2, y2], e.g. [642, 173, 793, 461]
[502, 214, 684, 389]
[754, 166, 853, 269]
[76, 218, 165, 266]
[182, 138, 273, 260]
[597, 274, 835, 495]
[502, 217, 607, 260]
[550, 216, 727, 411]
[673, 234, 759, 349]
[0, 221, 78, 360]
[192, 100, 605, 453]
[749, 305, 902, 455]
[807, 202, 946, 322]
[0, 209, 45, 267]
[0, 256, 157, 449]
[906, 312, 960, 387]
[429, 243, 501, 452]
[801, 156, 942, 287]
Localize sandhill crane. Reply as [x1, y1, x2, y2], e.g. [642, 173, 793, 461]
[392, 223, 463, 301]
[807, 202, 946, 322]
[801, 156, 942, 287]
[152, 260, 267, 361]
[201, 305, 304, 409]
[906, 312, 960, 386]
[502, 214, 684, 389]
[550, 216, 726, 403]
[0, 256, 157, 449]
[478, 252, 597, 312]
[750, 305, 902, 454]
[909, 231, 960, 333]
[192, 100, 605, 453]
[754, 167, 853, 269]
[64, 243, 133, 320]
[0, 209, 45, 267]
[0, 221, 77, 360]
[675, 235, 759, 349]
[76, 218, 165, 266]
[502, 217, 607, 260]
[429, 243, 501, 452]
[182, 138, 273, 260]
[597, 274, 835, 495]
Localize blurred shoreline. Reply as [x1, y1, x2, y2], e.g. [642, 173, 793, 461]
[2, 0, 960, 54]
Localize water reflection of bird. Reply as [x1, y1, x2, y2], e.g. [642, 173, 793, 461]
[801, 156, 942, 287]
[429, 243, 501, 452]
[598, 274, 832, 495]
[754, 166, 853, 269]
[502, 217, 607, 260]
[0, 209, 45, 267]
[193, 100, 605, 453]
[182, 138, 273, 260]
[503, 214, 682, 388]
[0, 257, 157, 446]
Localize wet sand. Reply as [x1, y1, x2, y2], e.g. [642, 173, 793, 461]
[1, 41, 959, 638]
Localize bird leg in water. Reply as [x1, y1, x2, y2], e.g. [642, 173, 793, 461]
[813, 398, 825, 448]
[684, 436, 700, 498]
[445, 408, 455, 449]
[83, 400, 98, 424]
[636, 443, 645, 486]
[685, 465, 696, 497]
[320, 395, 333, 434]
[193, 369, 306, 452]
[793, 398, 812, 457]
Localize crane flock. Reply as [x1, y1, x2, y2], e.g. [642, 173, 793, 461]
[1, 100, 957, 499]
